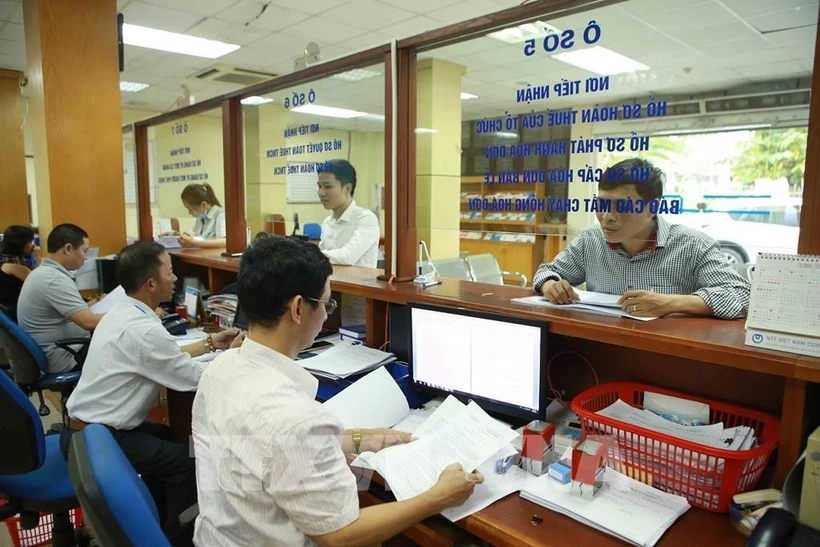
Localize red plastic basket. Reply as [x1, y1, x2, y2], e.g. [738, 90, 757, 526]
[3, 507, 84, 547]
[570, 382, 780, 513]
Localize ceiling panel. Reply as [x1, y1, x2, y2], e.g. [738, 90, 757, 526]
[671, 21, 762, 47]
[380, 0, 464, 14]
[631, 1, 738, 31]
[139, 0, 241, 17]
[267, 0, 350, 15]
[322, 0, 416, 31]
[734, 60, 806, 79]
[380, 16, 442, 40]
[0, 50, 22, 70]
[0, 21, 22, 42]
[0, 36, 24, 57]
[270, 15, 368, 46]
[121, 1, 204, 33]
[763, 25, 818, 48]
[214, 0, 310, 32]
[0, 0, 21, 24]
[185, 17, 271, 46]
[720, 0, 817, 19]
[748, 4, 819, 33]
[427, 0, 508, 25]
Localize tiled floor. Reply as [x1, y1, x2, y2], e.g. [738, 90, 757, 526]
[1, 392, 62, 547]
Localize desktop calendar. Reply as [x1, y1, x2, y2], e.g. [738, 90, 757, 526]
[746, 253, 820, 338]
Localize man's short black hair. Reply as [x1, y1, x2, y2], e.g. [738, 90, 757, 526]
[237, 235, 332, 329]
[47, 224, 89, 253]
[318, 159, 357, 196]
[115, 241, 167, 294]
[599, 158, 664, 203]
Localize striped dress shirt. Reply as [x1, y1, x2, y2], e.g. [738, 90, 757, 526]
[532, 217, 751, 319]
[192, 338, 359, 546]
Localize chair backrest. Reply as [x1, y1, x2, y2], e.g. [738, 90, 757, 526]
[464, 254, 504, 285]
[303, 223, 322, 240]
[0, 308, 46, 385]
[733, 262, 754, 282]
[68, 424, 169, 547]
[431, 257, 472, 281]
[0, 365, 46, 474]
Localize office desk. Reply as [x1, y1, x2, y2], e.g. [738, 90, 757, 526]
[359, 487, 745, 547]
[167, 249, 819, 488]
[164, 249, 810, 547]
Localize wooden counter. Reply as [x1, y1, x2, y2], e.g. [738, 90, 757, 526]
[166, 249, 817, 547]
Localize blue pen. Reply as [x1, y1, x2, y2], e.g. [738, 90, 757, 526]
[495, 454, 518, 474]
[418, 242, 423, 276]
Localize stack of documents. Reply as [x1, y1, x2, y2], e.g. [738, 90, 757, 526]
[521, 454, 690, 547]
[512, 289, 658, 321]
[595, 399, 756, 497]
[326, 373, 529, 522]
[205, 294, 237, 326]
[299, 340, 396, 380]
[351, 396, 526, 521]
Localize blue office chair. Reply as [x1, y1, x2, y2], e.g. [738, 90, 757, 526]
[68, 424, 170, 547]
[303, 223, 322, 240]
[0, 308, 85, 418]
[0, 369, 82, 547]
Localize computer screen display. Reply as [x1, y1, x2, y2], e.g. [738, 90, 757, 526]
[409, 303, 546, 420]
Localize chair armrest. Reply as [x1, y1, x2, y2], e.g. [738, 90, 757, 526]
[179, 503, 199, 527]
[501, 271, 528, 287]
[54, 337, 91, 366]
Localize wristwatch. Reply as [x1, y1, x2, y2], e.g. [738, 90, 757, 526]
[204, 335, 215, 353]
[352, 428, 362, 454]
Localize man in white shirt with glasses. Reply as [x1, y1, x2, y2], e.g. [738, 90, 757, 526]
[192, 236, 482, 546]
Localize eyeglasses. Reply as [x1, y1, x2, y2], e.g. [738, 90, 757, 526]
[307, 297, 337, 315]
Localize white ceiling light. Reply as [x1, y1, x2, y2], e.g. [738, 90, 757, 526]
[487, 20, 562, 45]
[552, 46, 649, 76]
[652, 124, 771, 136]
[415, 128, 438, 134]
[332, 68, 381, 82]
[360, 113, 385, 121]
[292, 104, 367, 119]
[241, 96, 274, 105]
[460, 92, 478, 100]
[120, 81, 149, 93]
[494, 132, 519, 139]
[122, 23, 240, 59]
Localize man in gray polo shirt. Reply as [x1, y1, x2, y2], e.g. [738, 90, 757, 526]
[17, 224, 104, 373]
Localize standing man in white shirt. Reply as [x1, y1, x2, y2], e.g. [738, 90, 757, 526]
[62, 241, 242, 546]
[192, 236, 483, 546]
[317, 159, 381, 267]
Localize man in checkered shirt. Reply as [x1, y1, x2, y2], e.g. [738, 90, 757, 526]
[532, 158, 750, 319]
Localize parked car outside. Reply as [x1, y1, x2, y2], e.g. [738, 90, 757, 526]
[665, 199, 801, 265]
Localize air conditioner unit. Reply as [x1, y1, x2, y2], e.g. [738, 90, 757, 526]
[189, 64, 277, 87]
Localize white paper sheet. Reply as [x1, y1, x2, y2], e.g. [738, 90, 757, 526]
[440, 444, 528, 522]
[574, 288, 623, 308]
[323, 367, 410, 430]
[511, 295, 658, 321]
[355, 401, 518, 502]
[411, 395, 468, 437]
[521, 454, 690, 547]
[643, 392, 710, 426]
[89, 285, 126, 314]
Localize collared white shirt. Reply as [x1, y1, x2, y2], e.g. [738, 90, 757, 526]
[192, 338, 359, 546]
[66, 296, 208, 430]
[319, 199, 380, 267]
[192, 205, 226, 240]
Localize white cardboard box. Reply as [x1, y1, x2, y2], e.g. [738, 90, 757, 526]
[745, 328, 820, 358]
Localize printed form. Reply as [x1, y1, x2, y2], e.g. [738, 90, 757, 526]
[354, 399, 518, 502]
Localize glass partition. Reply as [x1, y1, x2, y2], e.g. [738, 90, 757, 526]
[151, 108, 226, 247]
[415, 0, 815, 287]
[122, 125, 139, 244]
[243, 62, 386, 267]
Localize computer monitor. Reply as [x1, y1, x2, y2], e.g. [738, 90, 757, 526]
[409, 302, 547, 421]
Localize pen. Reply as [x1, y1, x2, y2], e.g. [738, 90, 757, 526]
[421, 280, 441, 289]
[418, 242, 423, 276]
